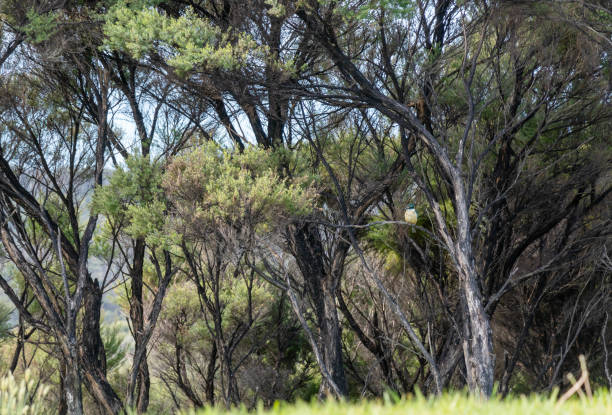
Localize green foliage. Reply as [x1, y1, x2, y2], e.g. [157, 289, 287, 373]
[157, 274, 318, 405]
[103, 3, 260, 74]
[361, 219, 401, 263]
[178, 391, 612, 415]
[362, 0, 415, 18]
[0, 370, 50, 415]
[163, 142, 316, 232]
[92, 155, 172, 247]
[0, 302, 11, 340]
[159, 275, 275, 349]
[313, 129, 407, 202]
[333, 0, 416, 20]
[221, 278, 273, 331]
[93, 155, 162, 216]
[44, 194, 79, 247]
[158, 280, 209, 347]
[124, 199, 169, 246]
[265, 0, 287, 18]
[21, 9, 58, 44]
[101, 321, 127, 372]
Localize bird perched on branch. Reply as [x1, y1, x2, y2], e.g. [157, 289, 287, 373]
[404, 203, 418, 228]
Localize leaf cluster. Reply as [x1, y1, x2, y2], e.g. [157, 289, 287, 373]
[103, 3, 260, 74]
[163, 142, 317, 235]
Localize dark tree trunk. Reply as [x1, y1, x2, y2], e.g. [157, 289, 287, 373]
[9, 317, 24, 373]
[176, 340, 204, 407]
[129, 237, 150, 413]
[82, 280, 107, 374]
[58, 361, 68, 415]
[319, 281, 347, 396]
[205, 341, 217, 404]
[81, 279, 124, 414]
[287, 223, 348, 396]
[220, 344, 240, 406]
[136, 359, 151, 413]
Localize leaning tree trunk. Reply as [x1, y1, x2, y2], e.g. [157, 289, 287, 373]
[454, 185, 495, 397]
[310, 280, 347, 397]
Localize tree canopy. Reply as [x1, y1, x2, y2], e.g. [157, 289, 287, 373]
[0, 0, 610, 414]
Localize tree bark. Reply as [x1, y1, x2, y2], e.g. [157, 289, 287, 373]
[80, 278, 124, 414]
[127, 237, 151, 413]
[137, 359, 151, 413]
[287, 223, 348, 396]
[64, 358, 84, 415]
[454, 193, 495, 396]
[320, 279, 346, 396]
[58, 361, 68, 415]
[176, 340, 204, 407]
[205, 341, 217, 404]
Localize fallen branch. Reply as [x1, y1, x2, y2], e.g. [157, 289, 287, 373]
[556, 354, 592, 407]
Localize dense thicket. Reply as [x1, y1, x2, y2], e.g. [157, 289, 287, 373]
[0, 1, 609, 414]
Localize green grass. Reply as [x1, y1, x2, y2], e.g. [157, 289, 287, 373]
[0, 370, 49, 415]
[179, 391, 612, 415]
[1, 368, 610, 415]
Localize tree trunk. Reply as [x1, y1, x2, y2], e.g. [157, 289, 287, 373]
[81, 279, 124, 414]
[287, 223, 348, 396]
[449, 168, 496, 397]
[127, 237, 151, 413]
[9, 318, 24, 373]
[319, 280, 347, 396]
[176, 340, 204, 407]
[137, 359, 151, 413]
[220, 344, 240, 406]
[64, 357, 84, 415]
[455, 231, 495, 396]
[205, 341, 217, 404]
[57, 360, 68, 415]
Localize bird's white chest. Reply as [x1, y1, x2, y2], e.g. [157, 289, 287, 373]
[404, 209, 418, 224]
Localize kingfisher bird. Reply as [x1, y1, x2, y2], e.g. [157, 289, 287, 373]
[404, 203, 418, 226]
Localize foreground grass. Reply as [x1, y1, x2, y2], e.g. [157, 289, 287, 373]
[180, 391, 612, 415]
[0, 370, 49, 415]
[1, 369, 610, 415]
